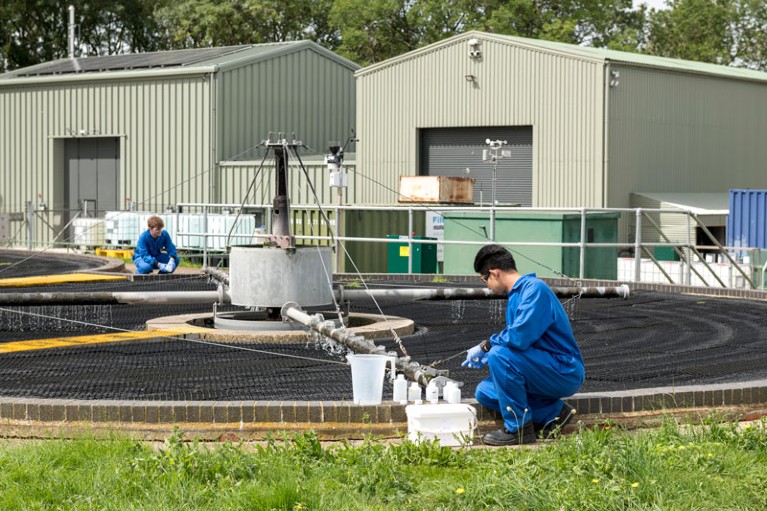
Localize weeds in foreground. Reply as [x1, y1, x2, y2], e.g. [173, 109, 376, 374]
[0, 417, 765, 510]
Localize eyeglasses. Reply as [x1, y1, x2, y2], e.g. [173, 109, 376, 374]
[480, 271, 491, 283]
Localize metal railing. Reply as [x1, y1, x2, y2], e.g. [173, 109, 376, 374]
[174, 203, 765, 289]
[6, 201, 765, 289]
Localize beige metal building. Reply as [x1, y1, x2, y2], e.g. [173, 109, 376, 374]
[355, 31, 767, 219]
[0, 42, 358, 244]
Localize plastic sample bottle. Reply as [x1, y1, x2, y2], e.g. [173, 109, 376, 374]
[444, 382, 461, 404]
[393, 374, 408, 403]
[425, 380, 439, 404]
[408, 382, 422, 404]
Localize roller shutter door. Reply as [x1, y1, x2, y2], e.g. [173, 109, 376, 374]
[420, 126, 532, 206]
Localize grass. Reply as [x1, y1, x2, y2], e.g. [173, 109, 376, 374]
[0, 417, 765, 510]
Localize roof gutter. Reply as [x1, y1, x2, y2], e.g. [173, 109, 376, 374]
[0, 65, 220, 87]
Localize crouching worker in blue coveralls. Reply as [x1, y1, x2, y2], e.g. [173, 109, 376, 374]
[132, 215, 179, 275]
[463, 244, 585, 446]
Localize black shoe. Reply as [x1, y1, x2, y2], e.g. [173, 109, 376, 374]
[534, 402, 576, 438]
[482, 422, 537, 446]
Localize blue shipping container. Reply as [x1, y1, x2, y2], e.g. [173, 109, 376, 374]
[727, 189, 767, 249]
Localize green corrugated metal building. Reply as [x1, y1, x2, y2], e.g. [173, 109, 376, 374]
[355, 31, 767, 242]
[0, 42, 358, 245]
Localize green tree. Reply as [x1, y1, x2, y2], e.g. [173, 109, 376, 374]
[329, 0, 418, 65]
[0, 0, 161, 72]
[78, 0, 162, 55]
[330, 0, 646, 66]
[645, 0, 736, 64]
[0, 0, 68, 72]
[481, 0, 646, 50]
[729, 0, 767, 70]
[153, 0, 339, 49]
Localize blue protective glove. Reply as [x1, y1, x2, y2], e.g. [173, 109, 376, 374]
[165, 258, 176, 272]
[157, 262, 168, 273]
[461, 343, 489, 369]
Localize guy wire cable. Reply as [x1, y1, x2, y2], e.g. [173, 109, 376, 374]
[224, 143, 271, 248]
[290, 147, 345, 325]
[291, 148, 409, 357]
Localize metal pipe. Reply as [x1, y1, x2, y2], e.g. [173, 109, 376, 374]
[579, 208, 587, 279]
[336, 284, 629, 301]
[0, 290, 227, 306]
[0, 284, 628, 307]
[281, 302, 433, 386]
[68, 6, 75, 59]
[272, 147, 290, 240]
[407, 208, 413, 274]
[203, 267, 229, 286]
[634, 209, 642, 282]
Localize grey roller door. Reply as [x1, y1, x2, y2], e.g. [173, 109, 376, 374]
[420, 126, 532, 206]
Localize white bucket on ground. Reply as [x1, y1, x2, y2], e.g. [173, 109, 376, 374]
[406, 404, 477, 447]
[346, 354, 396, 405]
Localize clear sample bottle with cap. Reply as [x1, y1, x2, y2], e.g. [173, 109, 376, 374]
[408, 382, 422, 404]
[393, 374, 408, 403]
[425, 379, 439, 404]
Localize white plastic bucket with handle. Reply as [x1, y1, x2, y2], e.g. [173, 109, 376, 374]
[406, 404, 477, 446]
[346, 354, 396, 405]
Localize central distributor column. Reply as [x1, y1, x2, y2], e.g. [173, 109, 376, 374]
[228, 136, 333, 321]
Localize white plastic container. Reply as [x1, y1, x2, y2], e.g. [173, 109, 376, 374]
[408, 382, 422, 404]
[406, 404, 477, 447]
[425, 380, 439, 404]
[393, 374, 408, 403]
[346, 354, 396, 405]
[444, 382, 461, 404]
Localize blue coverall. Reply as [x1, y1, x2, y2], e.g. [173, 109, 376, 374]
[132, 229, 178, 275]
[475, 273, 585, 433]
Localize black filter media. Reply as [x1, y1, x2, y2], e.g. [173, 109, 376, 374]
[2, 253, 767, 401]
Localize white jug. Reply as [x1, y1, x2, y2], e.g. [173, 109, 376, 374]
[346, 354, 396, 405]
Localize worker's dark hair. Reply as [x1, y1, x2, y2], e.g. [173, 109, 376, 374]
[474, 244, 517, 275]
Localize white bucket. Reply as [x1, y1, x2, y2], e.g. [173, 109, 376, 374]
[406, 404, 477, 447]
[346, 354, 396, 405]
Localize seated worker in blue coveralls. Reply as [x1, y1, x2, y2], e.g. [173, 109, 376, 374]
[132, 215, 179, 275]
[463, 244, 584, 446]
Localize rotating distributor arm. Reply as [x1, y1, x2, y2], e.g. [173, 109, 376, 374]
[279, 302, 463, 389]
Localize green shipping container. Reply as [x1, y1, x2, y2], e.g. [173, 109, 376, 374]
[442, 212, 619, 279]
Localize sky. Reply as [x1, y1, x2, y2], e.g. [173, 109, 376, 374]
[633, 0, 670, 9]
